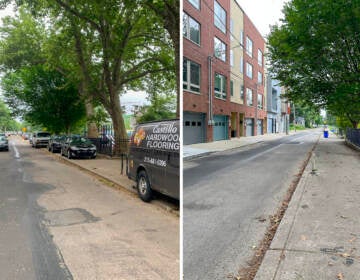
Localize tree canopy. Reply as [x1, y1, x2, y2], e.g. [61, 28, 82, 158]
[0, 98, 19, 131]
[267, 0, 360, 127]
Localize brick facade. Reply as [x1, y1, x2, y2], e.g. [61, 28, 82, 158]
[243, 12, 266, 135]
[183, 0, 231, 142]
[183, 0, 267, 143]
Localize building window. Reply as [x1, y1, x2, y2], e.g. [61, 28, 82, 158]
[183, 58, 201, 93]
[230, 50, 234, 67]
[188, 0, 200, 10]
[258, 71, 263, 84]
[246, 88, 253, 106]
[214, 0, 226, 33]
[240, 57, 243, 73]
[240, 85, 244, 101]
[230, 80, 234, 96]
[258, 49, 263, 66]
[214, 73, 226, 100]
[183, 13, 200, 45]
[258, 94, 263, 109]
[214, 37, 226, 62]
[246, 36, 253, 57]
[240, 30, 244, 47]
[246, 62, 253, 79]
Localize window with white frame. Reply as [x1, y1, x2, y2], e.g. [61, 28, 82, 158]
[183, 58, 201, 93]
[258, 94, 263, 109]
[214, 0, 226, 33]
[214, 73, 227, 99]
[183, 13, 200, 45]
[258, 49, 263, 66]
[214, 37, 226, 62]
[230, 50, 234, 67]
[188, 0, 200, 10]
[240, 57, 243, 73]
[240, 30, 244, 47]
[246, 36, 253, 57]
[246, 88, 253, 106]
[240, 85, 244, 101]
[246, 62, 253, 79]
[258, 71, 263, 84]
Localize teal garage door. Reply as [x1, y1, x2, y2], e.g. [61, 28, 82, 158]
[213, 115, 228, 141]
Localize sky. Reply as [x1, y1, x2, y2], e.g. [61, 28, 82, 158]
[236, 0, 288, 37]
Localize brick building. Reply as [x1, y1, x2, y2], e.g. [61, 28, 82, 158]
[242, 12, 266, 136]
[183, 0, 231, 144]
[183, 0, 266, 144]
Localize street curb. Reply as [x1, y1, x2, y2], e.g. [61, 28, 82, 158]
[40, 149, 179, 217]
[252, 135, 320, 280]
[183, 141, 265, 161]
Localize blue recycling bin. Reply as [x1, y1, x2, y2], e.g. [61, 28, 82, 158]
[324, 131, 328, 138]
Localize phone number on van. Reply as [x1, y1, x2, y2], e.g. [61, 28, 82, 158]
[144, 156, 167, 167]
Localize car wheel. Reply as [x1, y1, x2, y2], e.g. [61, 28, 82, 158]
[137, 170, 152, 202]
[67, 149, 72, 159]
[51, 145, 55, 153]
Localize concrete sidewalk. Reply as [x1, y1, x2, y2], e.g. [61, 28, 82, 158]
[45, 151, 179, 214]
[255, 133, 360, 279]
[183, 131, 298, 160]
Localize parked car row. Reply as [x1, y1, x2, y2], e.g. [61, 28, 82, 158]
[27, 132, 97, 160]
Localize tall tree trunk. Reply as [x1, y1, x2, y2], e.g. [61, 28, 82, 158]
[85, 100, 98, 137]
[109, 95, 127, 155]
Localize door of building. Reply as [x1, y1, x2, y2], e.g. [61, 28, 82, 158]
[183, 112, 206, 144]
[245, 118, 254, 136]
[213, 115, 228, 141]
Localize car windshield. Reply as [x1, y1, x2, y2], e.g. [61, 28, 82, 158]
[37, 132, 51, 137]
[71, 137, 92, 145]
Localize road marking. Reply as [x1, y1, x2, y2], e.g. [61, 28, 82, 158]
[11, 142, 20, 159]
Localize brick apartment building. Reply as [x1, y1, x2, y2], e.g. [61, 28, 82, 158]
[183, 0, 231, 144]
[242, 11, 266, 136]
[183, 0, 266, 144]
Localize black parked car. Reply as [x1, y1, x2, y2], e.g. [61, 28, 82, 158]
[0, 135, 9, 151]
[48, 135, 66, 153]
[61, 136, 97, 159]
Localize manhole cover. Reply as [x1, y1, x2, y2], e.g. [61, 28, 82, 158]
[44, 208, 100, 227]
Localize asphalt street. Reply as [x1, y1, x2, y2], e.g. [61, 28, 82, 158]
[0, 139, 72, 279]
[183, 130, 321, 279]
[0, 136, 179, 280]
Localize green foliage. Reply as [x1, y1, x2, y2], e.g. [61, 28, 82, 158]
[87, 106, 110, 129]
[268, 0, 360, 128]
[292, 102, 323, 127]
[0, 99, 19, 131]
[136, 93, 176, 123]
[2, 66, 86, 134]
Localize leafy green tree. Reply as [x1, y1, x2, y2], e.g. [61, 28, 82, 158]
[0, 99, 19, 131]
[2, 65, 86, 134]
[0, 1, 177, 154]
[144, 0, 180, 117]
[268, 0, 360, 128]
